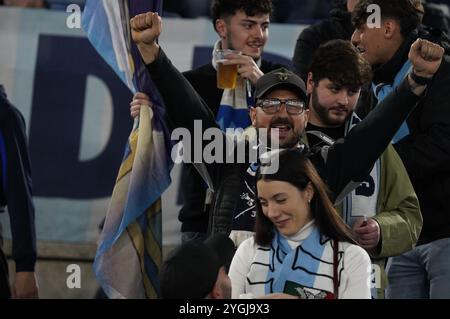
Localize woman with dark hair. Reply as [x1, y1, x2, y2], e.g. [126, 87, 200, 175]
[228, 147, 371, 299]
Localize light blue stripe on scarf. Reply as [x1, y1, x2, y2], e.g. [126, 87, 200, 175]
[372, 60, 412, 143]
[266, 228, 326, 294]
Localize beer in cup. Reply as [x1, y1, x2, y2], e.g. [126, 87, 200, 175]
[214, 49, 241, 89]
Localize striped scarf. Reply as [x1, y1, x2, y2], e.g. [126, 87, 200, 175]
[212, 41, 259, 131]
[341, 113, 380, 229]
[246, 225, 341, 299]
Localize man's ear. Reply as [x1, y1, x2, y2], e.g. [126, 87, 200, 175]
[307, 72, 315, 94]
[249, 107, 257, 127]
[303, 108, 310, 124]
[215, 19, 227, 39]
[383, 19, 398, 40]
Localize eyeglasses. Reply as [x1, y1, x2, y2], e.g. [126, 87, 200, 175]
[256, 98, 306, 115]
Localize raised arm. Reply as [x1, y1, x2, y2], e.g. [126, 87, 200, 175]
[130, 12, 218, 133]
[327, 39, 445, 202]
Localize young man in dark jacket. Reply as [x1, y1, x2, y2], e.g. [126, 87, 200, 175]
[0, 85, 38, 299]
[352, 0, 450, 298]
[130, 11, 443, 250]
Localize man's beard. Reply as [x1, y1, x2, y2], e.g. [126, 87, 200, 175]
[226, 35, 236, 52]
[311, 88, 350, 127]
[256, 117, 302, 150]
[225, 31, 262, 60]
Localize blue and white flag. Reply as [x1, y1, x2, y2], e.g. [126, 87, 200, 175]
[82, 0, 171, 299]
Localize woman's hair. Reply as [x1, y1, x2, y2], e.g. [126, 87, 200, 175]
[254, 147, 357, 246]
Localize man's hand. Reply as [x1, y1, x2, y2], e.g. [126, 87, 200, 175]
[130, 92, 152, 119]
[12, 271, 39, 299]
[221, 53, 264, 85]
[353, 217, 381, 250]
[130, 12, 162, 64]
[408, 38, 445, 78]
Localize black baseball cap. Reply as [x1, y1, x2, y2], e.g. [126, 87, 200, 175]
[159, 234, 235, 299]
[255, 67, 307, 102]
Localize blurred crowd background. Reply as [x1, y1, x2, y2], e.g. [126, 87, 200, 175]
[1, 0, 448, 29]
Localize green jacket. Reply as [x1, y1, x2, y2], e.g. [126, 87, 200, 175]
[339, 144, 423, 297]
[371, 145, 422, 259]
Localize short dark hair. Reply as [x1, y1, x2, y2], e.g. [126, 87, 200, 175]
[254, 148, 357, 247]
[211, 0, 273, 31]
[309, 39, 372, 89]
[159, 234, 235, 299]
[352, 0, 423, 37]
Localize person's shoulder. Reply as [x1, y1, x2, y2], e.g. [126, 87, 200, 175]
[236, 236, 259, 254]
[0, 90, 24, 126]
[341, 242, 371, 264]
[183, 63, 217, 91]
[183, 63, 215, 78]
[0, 85, 9, 109]
[260, 60, 286, 72]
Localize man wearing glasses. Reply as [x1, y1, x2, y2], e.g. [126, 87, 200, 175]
[129, 12, 444, 245]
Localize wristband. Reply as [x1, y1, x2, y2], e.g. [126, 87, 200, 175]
[410, 71, 433, 86]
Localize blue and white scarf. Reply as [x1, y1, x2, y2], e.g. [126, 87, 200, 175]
[246, 226, 341, 299]
[212, 41, 257, 131]
[341, 114, 380, 228]
[306, 113, 380, 227]
[372, 60, 412, 143]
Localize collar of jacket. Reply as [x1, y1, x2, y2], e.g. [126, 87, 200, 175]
[372, 29, 418, 85]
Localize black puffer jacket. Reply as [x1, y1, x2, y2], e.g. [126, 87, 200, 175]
[178, 61, 283, 233]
